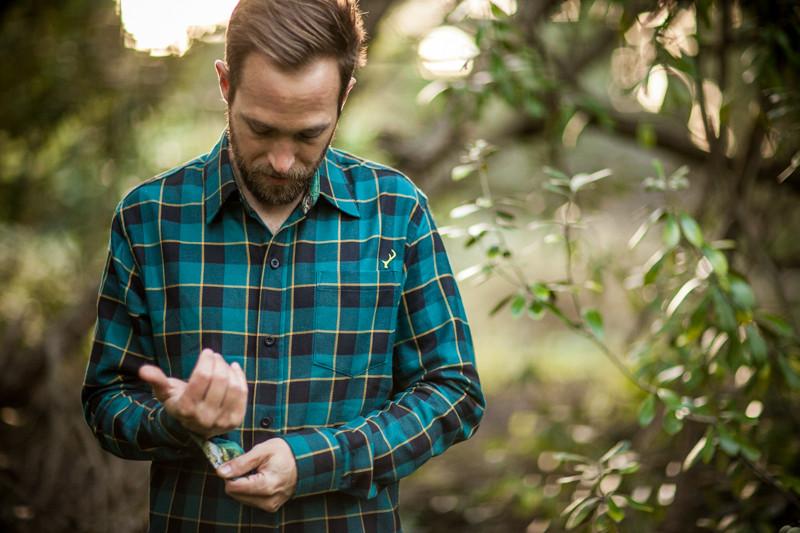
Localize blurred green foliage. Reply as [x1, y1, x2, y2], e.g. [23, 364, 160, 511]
[400, 1, 800, 531]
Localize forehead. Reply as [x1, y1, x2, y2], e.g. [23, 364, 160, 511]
[234, 53, 341, 120]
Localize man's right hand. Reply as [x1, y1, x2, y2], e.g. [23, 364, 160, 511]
[138, 348, 248, 439]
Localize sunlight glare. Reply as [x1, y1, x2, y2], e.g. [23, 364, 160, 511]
[418, 26, 479, 79]
[118, 0, 239, 56]
[636, 65, 668, 113]
[452, 0, 518, 19]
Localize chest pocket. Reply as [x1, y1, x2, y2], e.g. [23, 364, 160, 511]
[313, 269, 402, 376]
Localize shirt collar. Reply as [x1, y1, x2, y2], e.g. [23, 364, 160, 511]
[203, 131, 360, 224]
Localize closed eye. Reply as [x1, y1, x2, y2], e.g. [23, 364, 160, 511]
[297, 127, 327, 142]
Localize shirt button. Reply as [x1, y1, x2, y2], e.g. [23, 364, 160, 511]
[269, 257, 280, 269]
[263, 336, 276, 346]
[260, 417, 272, 428]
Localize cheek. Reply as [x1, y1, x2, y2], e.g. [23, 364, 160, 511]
[295, 144, 324, 168]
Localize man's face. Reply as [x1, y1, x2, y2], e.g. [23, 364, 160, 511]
[220, 53, 344, 206]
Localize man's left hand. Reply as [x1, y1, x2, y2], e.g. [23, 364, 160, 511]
[217, 438, 298, 512]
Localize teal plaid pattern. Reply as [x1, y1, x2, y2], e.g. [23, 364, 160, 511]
[82, 132, 485, 532]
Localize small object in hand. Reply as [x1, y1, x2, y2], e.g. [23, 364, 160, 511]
[191, 434, 244, 469]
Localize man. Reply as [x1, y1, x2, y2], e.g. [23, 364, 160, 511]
[82, 0, 484, 531]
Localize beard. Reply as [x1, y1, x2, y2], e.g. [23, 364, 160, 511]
[227, 120, 329, 207]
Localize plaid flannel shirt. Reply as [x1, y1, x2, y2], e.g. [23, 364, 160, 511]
[82, 132, 485, 532]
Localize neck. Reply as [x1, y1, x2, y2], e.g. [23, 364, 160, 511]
[229, 150, 304, 235]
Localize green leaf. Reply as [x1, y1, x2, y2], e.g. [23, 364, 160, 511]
[740, 441, 761, 462]
[489, 294, 514, 316]
[489, 0, 509, 18]
[652, 159, 666, 180]
[524, 96, 544, 118]
[657, 388, 681, 410]
[624, 496, 654, 512]
[615, 462, 640, 475]
[510, 294, 526, 318]
[701, 429, 717, 464]
[666, 278, 702, 316]
[599, 441, 631, 463]
[756, 312, 795, 338]
[562, 494, 589, 516]
[729, 276, 756, 310]
[531, 282, 551, 301]
[528, 300, 545, 320]
[495, 209, 515, 221]
[777, 354, 800, 389]
[711, 287, 737, 332]
[543, 166, 570, 182]
[606, 497, 625, 523]
[679, 213, 704, 248]
[553, 451, 591, 463]
[644, 250, 666, 285]
[717, 426, 740, 456]
[543, 182, 571, 197]
[583, 308, 604, 340]
[566, 497, 600, 529]
[638, 394, 656, 426]
[656, 365, 685, 384]
[570, 168, 612, 192]
[628, 208, 664, 249]
[683, 435, 708, 471]
[662, 411, 684, 435]
[702, 245, 729, 277]
[663, 214, 681, 248]
[452, 163, 477, 181]
[746, 324, 768, 364]
[637, 122, 657, 148]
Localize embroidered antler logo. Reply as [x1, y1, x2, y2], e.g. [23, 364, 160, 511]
[381, 249, 397, 269]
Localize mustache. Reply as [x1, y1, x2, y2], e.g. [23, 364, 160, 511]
[249, 165, 309, 180]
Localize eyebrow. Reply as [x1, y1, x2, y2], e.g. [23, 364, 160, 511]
[239, 113, 330, 137]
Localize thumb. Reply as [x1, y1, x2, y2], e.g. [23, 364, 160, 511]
[217, 444, 269, 479]
[138, 364, 172, 402]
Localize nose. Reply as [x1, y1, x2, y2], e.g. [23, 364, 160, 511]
[267, 141, 296, 174]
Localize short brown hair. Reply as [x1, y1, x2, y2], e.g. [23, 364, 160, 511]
[225, 0, 367, 104]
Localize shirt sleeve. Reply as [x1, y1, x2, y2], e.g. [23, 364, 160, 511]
[281, 195, 485, 499]
[81, 203, 196, 461]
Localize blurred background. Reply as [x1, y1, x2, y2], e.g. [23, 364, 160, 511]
[1, 0, 800, 531]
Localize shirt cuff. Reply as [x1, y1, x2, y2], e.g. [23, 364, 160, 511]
[280, 428, 345, 497]
[155, 405, 194, 447]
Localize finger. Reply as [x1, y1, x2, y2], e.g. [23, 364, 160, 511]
[217, 443, 269, 479]
[219, 361, 247, 425]
[229, 362, 248, 423]
[138, 364, 171, 402]
[224, 471, 271, 496]
[185, 348, 216, 402]
[202, 352, 230, 410]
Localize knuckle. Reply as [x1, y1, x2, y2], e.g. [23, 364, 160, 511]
[196, 411, 217, 429]
[218, 416, 234, 431]
[175, 403, 194, 419]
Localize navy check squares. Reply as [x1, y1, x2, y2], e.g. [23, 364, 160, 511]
[82, 132, 485, 532]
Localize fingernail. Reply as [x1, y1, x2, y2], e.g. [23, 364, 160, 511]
[218, 465, 231, 477]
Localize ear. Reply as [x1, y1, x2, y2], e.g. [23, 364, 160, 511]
[215, 60, 231, 104]
[339, 77, 357, 112]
